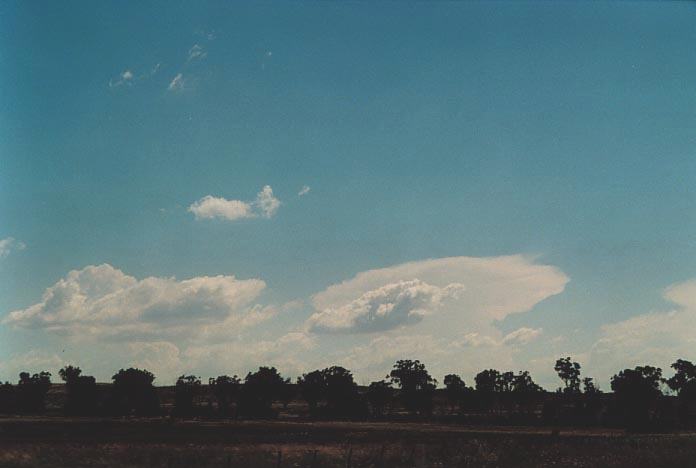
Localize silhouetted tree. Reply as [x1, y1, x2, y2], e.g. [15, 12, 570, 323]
[444, 374, 470, 413]
[173, 375, 201, 417]
[475, 369, 500, 393]
[209, 375, 240, 416]
[109, 368, 159, 416]
[17, 371, 51, 413]
[611, 366, 663, 430]
[237, 367, 286, 418]
[555, 357, 582, 394]
[0, 382, 16, 414]
[665, 359, 696, 426]
[367, 380, 392, 418]
[388, 360, 436, 415]
[323, 366, 360, 417]
[666, 359, 696, 399]
[582, 377, 600, 395]
[59, 365, 98, 416]
[475, 369, 500, 411]
[278, 378, 295, 410]
[298, 370, 326, 413]
[511, 371, 543, 409]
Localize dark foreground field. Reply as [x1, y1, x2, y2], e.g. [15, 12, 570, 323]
[1, 419, 696, 467]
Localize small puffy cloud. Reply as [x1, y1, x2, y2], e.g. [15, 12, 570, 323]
[109, 70, 134, 88]
[306, 279, 464, 334]
[189, 186, 280, 221]
[109, 65, 160, 89]
[298, 185, 311, 196]
[3, 264, 267, 339]
[502, 327, 543, 346]
[189, 196, 254, 221]
[0, 237, 25, 258]
[168, 73, 184, 92]
[187, 44, 207, 62]
[255, 185, 280, 218]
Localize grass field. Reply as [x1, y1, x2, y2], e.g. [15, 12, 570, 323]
[1, 418, 695, 467]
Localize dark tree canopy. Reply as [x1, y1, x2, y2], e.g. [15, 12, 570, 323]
[475, 369, 500, 394]
[173, 375, 202, 417]
[666, 359, 696, 399]
[366, 380, 392, 417]
[208, 375, 241, 416]
[110, 368, 159, 416]
[388, 360, 436, 414]
[555, 357, 582, 394]
[17, 371, 51, 413]
[237, 367, 287, 418]
[611, 366, 663, 430]
[60, 365, 98, 416]
[297, 370, 326, 411]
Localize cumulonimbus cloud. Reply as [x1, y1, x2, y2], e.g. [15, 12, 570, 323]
[188, 185, 280, 221]
[306, 279, 465, 334]
[3, 264, 267, 339]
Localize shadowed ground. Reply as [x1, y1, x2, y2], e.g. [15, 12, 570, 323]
[1, 418, 696, 467]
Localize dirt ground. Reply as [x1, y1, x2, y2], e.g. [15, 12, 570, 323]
[1, 418, 695, 467]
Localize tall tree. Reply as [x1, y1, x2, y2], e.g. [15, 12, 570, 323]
[366, 380, 392, 418]
[611, 366, 663, 430]
[110, 368, 159, 416]
[388, 360, 436, 414]
[17, 371, 51, 413]
[59, 365, 98, 416]
[297, 370, 326, 412]
[554, 357, 582, 394]
[237, 367, 286, 418]
[208, 375, 241, 416]
[173, 375, 201, 417]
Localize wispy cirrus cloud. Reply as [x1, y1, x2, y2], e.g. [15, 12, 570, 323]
[109, 64, 160, 89]
[168, 73, 185, 92]
[187, 44, 207, 62]
[189, 185, 280, 221]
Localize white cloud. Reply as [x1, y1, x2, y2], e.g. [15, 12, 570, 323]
[588, 279, 696, 381]
[187, 44, 207, 62]
[189, 195, 254, 221]
[3, 264, 267, 339]
[109, 65, 160, 89]
[168, 73, 184, 92]
[312, 255, 567, 325]
[0, 237, 25, 258]
[255, 185, 280, 218]
[306, 279, 465, 334]
[127, 341, 183, 382]
[188, 186, 280, 221]
[298, 185, 311, 196]
[502, 327, 543, 346]
[108, 69, 134, 88]
[184, 331, 316, 378]
[305, 255, 568, 381]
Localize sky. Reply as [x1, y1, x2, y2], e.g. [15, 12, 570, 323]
[2, 1, 696, 389]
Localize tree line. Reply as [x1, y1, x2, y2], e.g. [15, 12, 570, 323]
[1, 357, 695, 431]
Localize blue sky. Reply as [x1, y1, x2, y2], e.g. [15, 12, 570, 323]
[2, 1, 696, 387]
